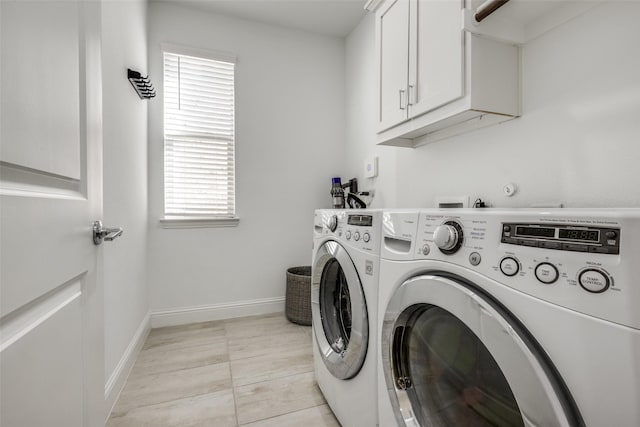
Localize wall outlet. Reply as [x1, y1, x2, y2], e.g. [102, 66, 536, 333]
[364, 156, 378, 178]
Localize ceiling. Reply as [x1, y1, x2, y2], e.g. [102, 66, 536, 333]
[155, 0, 369, 38]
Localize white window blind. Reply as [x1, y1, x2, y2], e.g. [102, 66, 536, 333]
[163, 51, 235, 218]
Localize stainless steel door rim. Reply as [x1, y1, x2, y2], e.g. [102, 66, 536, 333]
[382, 274, 580, 427]
[312, 240, 368, 380]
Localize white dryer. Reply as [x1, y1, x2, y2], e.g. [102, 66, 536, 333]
[312, 209, 382, 427]
[378, 209, 640, 427]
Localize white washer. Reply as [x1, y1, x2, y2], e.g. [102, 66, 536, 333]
[378, 209, 640, 427]
[312, 209, 382, 427]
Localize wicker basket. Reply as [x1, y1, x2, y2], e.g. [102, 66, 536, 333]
[285, 266, 312, 326]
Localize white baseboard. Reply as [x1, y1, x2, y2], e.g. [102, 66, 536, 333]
[104, 311, 151, 421]
[150, 296, 285, 328]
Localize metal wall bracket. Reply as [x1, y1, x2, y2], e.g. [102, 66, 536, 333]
[128, 69, 156, 99]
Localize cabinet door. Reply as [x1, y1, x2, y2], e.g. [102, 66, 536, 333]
[377, 0, 410, 131]
[408, 0, 464, 117]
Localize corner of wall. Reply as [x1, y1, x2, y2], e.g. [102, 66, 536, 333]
[104, 311, 151, 422]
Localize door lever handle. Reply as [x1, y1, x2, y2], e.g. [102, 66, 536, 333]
[93, 220, 124, 245]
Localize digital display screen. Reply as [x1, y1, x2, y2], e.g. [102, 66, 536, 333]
[515, 226, 555, 238]
[348, 215, 373, 227]
[559, 229, 599, 242]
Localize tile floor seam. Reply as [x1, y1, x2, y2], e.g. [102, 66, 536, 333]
[128, 357, 230, 379]
[143, 339, 228, 353]
[235, 403, 329, 426]
[108, 389, 233, 420]
[125, 359, 231, 381]
[112, 385, 233, 417]
[231, 366, 315, 389]
[111, 360, 233, 417]
[227, 349, 312, 362]
[224, 322, 241, 427]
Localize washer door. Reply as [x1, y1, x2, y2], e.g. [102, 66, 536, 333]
[312, 240, 368, 380]
[382, 274, 583, 427]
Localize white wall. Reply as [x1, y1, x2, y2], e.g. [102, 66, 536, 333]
[346, 2, 640, 209]
[147, 3, 346, 320]
[345, 12, 398, 208]
[102, 0, 149, 412]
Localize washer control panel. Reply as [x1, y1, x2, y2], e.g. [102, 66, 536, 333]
[406, 209, 640, 329]
[501, 222, 620, 254]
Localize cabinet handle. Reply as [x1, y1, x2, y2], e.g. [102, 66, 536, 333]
[399, 89, 406, 110]
[408, 85, 414, 106]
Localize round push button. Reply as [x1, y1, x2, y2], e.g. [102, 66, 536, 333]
[469, 252, 481, 266]
[535, 262, 559, 284]
[579, 269, 610, 293]
[345, 231, 351, 240]
[500, 257, 519, 277]
[422, 244, 430, 256]
[354, 232, 360, 241]
[363, 232, 370, 243]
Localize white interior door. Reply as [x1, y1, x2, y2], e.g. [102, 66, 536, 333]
[0, 1, 105, 426]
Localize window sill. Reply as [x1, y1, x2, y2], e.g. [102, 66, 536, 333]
[159, 217, 240, 229]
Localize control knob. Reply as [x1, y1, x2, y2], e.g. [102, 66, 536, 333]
[433, 221, 464, 254]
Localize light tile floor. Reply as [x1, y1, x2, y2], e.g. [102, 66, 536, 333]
[108, 313, 341, 427]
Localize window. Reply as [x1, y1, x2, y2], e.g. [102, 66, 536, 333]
[163, 47, 236, 223]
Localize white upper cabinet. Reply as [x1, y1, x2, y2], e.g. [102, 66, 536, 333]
[408, 0, 464, 120]
[378, 0, 411, 131]
[374, 0, 520, 147]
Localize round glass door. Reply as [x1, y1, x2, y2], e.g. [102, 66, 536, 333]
[395, 305, 523, 427]
[312, 240, 368, 380]
[382, 274, 582, 427]
[319, 258, 353, 354]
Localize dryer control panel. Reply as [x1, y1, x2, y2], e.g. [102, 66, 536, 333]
[315, 209, 382, 255]
[343, 213, 381, 254]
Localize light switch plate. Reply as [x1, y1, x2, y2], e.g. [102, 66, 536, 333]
[364, 157, 378, 178]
